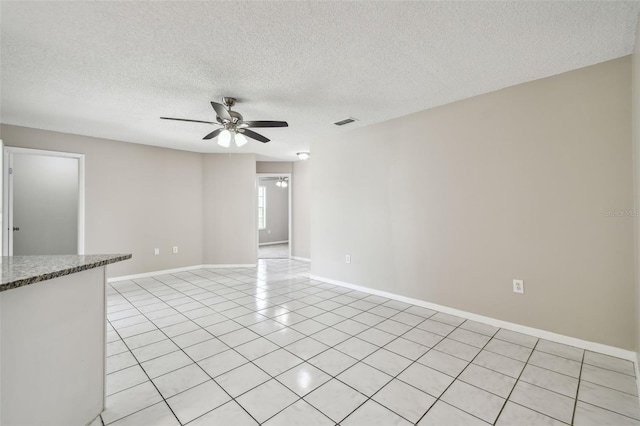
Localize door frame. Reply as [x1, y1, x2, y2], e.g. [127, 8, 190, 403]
[3, 147, 86, 256]
[256, 173, 292, 260]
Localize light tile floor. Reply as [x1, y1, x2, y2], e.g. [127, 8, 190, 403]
[96, 260, 640, 425]
[258, 243, 289, 259]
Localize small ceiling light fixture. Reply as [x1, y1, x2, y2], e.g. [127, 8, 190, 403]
[235, 133, 248, 147]
[218, 129, 232, 148]
[297, 152, 310, 160]
[217, 129, 249, 148]
[276, 177, 288, 188]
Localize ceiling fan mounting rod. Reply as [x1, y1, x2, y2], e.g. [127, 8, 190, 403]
[222, 97, 236, 109]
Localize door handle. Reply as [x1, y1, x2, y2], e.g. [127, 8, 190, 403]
[13, 227, 19, 231]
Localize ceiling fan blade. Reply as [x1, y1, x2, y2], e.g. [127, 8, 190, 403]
[211, 101, 232, 122]
[161, 117, 216, 125]
[203, 129, 223, 140]
[243, 120, 288, 128]
[240, 129, 270, 143]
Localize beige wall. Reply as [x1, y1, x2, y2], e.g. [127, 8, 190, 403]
[1, 125, 204, 277]
[256, 161, 292, 174]
[311, 57, 634, 349]
[202, 153, 257, 265]
[633, 18, 640, 357]
[292, 160, 311, 259]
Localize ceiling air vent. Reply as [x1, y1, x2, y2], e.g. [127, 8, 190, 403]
[334, 117, 357, 126]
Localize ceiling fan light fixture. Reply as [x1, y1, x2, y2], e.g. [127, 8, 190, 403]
[276, 181, 282, 187]
[218, 129, 231, 148]
[235, 133, 248, 147]
[281, 180, 288, 188]
[297, 152, 310, 160]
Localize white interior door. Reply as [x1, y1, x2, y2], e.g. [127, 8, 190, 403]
[4, 148, 85, 256]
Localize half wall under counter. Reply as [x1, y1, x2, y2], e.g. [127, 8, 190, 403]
[0, 254, 131, 426]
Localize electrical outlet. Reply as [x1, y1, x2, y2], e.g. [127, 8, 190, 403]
[173, 246, 178, 254]
[513, 279, 524, 294]
[154, 248, 160, 256]
[346, 254, 351, 264]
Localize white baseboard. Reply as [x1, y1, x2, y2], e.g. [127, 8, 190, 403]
[109, 265, 206, 282]
[259, 240, 289, 246]
[201, 264, 257, 269]
[291, 256, 311, 262]
[311, 274, 637, 362]
[109, 264, 256, 282]
[636, 354, 640, 400]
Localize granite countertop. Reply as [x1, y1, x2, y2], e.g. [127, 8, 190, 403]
[0, 254, 132, 292]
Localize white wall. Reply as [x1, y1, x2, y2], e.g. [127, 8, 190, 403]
[311, 57, 634, 350]
[12, 154, 78, 255]
[0, 267, 105, 425]
[258, 178, 289, 244]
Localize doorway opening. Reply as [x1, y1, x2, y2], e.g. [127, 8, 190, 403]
[3, 147, 85, 256]
[256, 173, 291, 259]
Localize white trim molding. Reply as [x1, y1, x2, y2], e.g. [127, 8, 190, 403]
[291, 256, 311, 262]
[310, 274, 637, 362]
[108, 264, 257, 282]
[3, 146, 86, 255]
[636, 355, 640, 400]
[259, 240, 289, 246]
[201, 264, 257, 269]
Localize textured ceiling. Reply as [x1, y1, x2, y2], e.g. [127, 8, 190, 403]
[1, 1, 639, 161]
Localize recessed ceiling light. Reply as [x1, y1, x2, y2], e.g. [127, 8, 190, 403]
[297, 152, 310, 160]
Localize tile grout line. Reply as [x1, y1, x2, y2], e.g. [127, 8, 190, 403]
[367, 320, 488, 423]
[235, 283, 432, 424]
[492, 339, 541, 424]
[286, 311, 444, 424]
[110, 263, 368, 424]
[110, 280, 268, 424]
[104, 317, 182, 426]
[110, 277, 267, 425]
[121, 267, 427, 424]
[571, 350, 586, 425]
[413, 322, 500, 425]
[575, 399, 640, 423]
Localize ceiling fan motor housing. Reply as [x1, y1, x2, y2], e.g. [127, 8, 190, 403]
[216, 110, 243, 125]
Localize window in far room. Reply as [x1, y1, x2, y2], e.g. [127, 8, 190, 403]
[258, 185, 266, 230]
